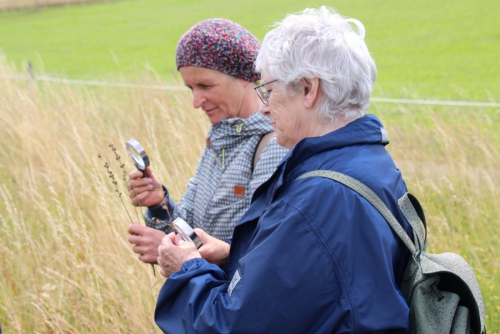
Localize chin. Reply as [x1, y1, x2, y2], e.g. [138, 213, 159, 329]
[208, 116, 223, 125]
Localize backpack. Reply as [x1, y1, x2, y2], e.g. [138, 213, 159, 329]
[297, 170, 486, 334]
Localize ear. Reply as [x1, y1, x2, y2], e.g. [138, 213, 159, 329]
[302, 77, 320, 109]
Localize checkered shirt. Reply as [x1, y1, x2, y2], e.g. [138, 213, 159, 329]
[145, 111, 288, 240]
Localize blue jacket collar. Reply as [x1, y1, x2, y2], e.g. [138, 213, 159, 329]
[281, 114, 389, 177]
[238, 114, 389, 225]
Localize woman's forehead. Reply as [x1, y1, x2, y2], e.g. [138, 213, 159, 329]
[179, 66, 228, 84]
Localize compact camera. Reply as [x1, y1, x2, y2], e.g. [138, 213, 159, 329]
[171, 218, 203, 249]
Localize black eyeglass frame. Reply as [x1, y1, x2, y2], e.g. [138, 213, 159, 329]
[254, 79, 278, 105]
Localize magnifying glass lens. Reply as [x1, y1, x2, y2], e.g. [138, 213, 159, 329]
[125, 139, 150, 175]
[127, 146, 145, 169]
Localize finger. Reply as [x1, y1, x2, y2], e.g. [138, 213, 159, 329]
[130, 193, 140, 206]
[135, 246, 158, 261]
[165, 232, 177, 243]
[128, 186, 139, 198]
[129, 170, 144, 180]
[146, 246, 160, 258]
[132, 245, 147, 255]
[138, 253, 157, 264]
[128, 178, 152, 191]
[136, 190, 152, 202]
[193, 228, 208, 243]
[174, 234, 183, 246]
[136, 242, 160, 257]
[128, 235, 143, 245]
[130, 192, 150, 206]
[193, 228, 205, 237]
[128, 223, 144, 235]
[129, 184, 153, 197]
[130, 191, 151, 206]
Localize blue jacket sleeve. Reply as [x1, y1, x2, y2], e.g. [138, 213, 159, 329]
[155, 258, 231, 333]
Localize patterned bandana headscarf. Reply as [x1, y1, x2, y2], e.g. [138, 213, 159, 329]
[176, 18, 261, 82]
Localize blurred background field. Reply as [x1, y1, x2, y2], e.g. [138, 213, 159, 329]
[0, 0, 499, 333]
[0, 0, 117, 12]
[0, 0, 499, 100]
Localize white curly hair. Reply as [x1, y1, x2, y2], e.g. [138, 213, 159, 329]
[255, 6, 377, 123]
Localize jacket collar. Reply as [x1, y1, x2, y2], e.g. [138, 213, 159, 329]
[238, 114, 389, 225]
[280, 114, 389, 177]
[207, 111, 273, 152]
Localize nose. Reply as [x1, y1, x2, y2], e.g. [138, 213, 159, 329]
[192, 89, 205, 109]
[260, 102, 270, 116]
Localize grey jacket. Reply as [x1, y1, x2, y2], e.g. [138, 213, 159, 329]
[145, 111, 288, 240]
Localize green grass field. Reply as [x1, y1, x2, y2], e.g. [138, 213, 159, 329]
[0, 0, 499, 100]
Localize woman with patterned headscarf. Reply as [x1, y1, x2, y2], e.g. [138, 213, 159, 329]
[127, 19, 287, 268]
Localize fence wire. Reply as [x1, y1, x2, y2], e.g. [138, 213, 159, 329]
[2, 73, 499, 108]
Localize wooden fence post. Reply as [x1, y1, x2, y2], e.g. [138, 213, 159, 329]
[27, 61, 35, 92]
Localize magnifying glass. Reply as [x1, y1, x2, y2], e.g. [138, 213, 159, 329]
[125, 138, 150, 177]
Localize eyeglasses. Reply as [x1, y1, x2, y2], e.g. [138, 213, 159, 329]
[254, 79, 278, 105]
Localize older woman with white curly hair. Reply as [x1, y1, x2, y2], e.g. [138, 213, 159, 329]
[154, 7, 412, 333]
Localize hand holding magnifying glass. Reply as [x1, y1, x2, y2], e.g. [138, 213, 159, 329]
[125, 139, 163, 207]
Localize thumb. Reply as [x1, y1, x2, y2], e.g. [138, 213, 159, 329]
[173, 233, 184, 246]
[193, 228, 209, 244]
[145, 166, 154, 178]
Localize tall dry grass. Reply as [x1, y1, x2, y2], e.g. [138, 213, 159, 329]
[0, 58, 499, 332]
[371, 103, 500, 330]
[0, 59, 208, 333]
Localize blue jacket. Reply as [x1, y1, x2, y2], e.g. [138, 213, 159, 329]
[155, 115, 411, 333]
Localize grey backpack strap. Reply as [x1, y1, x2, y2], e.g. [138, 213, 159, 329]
[297, 170, 416, 254]
[398, 193, 427, 252]
[252, 132, 276, 171]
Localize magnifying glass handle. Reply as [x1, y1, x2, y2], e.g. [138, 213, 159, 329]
[140, 169, 147, 178]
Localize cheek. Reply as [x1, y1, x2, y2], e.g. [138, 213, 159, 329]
[274, 108, 288, 127]
[205, 92, 217, 106]
[212, 92, 230, 112]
